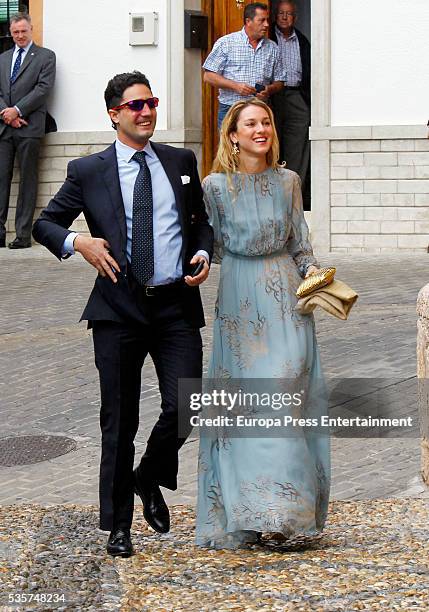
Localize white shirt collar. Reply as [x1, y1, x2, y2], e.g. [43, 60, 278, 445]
[115, 138, 155, 163]
[14, 41, 33, 53]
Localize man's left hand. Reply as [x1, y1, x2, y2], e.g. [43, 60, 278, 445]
[184, 255, 209, 287]
[0, 107, 19, 124]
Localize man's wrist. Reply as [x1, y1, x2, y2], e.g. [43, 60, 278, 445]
[61, 232, 79, 257]
[73, 233, 82, 252]
[195, 250, 209, 264]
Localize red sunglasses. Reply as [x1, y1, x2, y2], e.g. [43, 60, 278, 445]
[111, 97, 159, 112]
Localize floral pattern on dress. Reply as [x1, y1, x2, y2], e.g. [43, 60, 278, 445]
[218, 311, 269, 370]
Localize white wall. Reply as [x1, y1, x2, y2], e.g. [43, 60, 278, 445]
[43, 0, 169, 132]
[331, 0, 429, 126]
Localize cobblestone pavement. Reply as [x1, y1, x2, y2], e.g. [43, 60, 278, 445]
[1, 500, 428, 611]
[0, 247, 428, 510]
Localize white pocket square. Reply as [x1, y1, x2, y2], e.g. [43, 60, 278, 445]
[181, 175, 190, 184]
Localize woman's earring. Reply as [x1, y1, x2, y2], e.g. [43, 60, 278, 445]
[232, 142, 240, 155]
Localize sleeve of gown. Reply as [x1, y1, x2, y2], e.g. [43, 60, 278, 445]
[203, 177, 224, 264]
[286, 172, 319, 277]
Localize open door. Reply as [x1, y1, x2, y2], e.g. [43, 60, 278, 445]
[201, 0, 271, 177]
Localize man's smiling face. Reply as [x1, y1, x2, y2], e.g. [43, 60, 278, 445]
[109, 83, 157, 149]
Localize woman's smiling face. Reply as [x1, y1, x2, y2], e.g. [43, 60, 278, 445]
[230, 105, 274, 160]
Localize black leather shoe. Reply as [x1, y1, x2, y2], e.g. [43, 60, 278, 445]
[0, 237, 5, 248]
[134, 468, 170, 533]
[8, 237, 31, 249]
[106, 528, 133, 558]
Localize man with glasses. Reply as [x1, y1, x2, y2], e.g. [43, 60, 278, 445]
[33, 71, 213, 557]
[203, 2, 285, 129]
[0, 12, 55, 248]
[270, 1, 311, 208]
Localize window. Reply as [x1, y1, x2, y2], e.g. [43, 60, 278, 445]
[0, 1, 19, 23]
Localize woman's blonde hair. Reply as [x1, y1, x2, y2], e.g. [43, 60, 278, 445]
[211, 98, 282, 175]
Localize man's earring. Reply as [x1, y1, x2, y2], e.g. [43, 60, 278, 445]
[232, 142, 240, 155]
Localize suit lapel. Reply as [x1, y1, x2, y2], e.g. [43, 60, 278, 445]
[99, 143, 127, 245]
[151, 142, 185, 232]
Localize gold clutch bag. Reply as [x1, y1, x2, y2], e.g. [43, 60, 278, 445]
[296, 267, 336, 298]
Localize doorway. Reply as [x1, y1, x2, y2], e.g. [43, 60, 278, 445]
[201, 0, 264, 177]
[201, 0, 312, 209]
[272, 0, 312, 211]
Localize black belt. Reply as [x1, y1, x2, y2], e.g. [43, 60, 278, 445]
[138, 279, 184, 298]
[284, 85, 301, 90]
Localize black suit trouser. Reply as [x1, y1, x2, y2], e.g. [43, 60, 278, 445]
[272, 89, 311, 209]
[0, 132, 41, 240]
[92, 293, 202, 531]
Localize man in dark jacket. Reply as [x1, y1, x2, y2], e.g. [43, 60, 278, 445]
[33, 71, 213, 557]
[270, 1, 311, 208]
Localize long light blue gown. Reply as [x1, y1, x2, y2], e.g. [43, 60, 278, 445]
[195, 168, 330, 549]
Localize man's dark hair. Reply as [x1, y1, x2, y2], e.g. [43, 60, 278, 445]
[244, 3, 268, 24]
[104, 71, 152, 111]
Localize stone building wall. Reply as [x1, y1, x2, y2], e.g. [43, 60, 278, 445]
[330, 137, 429, 253]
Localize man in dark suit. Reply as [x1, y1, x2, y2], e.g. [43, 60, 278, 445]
[33, 71, 213, 557]
[270, 1, 311, 208]
[0, 12, 56, 248]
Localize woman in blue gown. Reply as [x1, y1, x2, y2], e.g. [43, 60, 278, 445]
[195, 99, 330, 549]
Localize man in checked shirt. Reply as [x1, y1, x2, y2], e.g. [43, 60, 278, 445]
[203, 2, 285, 130]
[270, 1, 311, 208]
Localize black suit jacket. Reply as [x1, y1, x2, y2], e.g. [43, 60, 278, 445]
[270, 27, 311, 107]
[32, 142, 214, 328]
[0, 43, 56, 138]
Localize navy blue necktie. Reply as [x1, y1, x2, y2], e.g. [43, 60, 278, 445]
[10, 48, 24, 84]
[131, 151, 154, 285]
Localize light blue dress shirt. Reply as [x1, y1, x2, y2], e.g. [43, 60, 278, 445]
[63, 138, 208, 285]
[117, 139, 182, 284]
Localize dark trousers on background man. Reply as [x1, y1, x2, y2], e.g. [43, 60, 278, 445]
[272, 88, 311, 209]
[0, 131, 40, 245]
